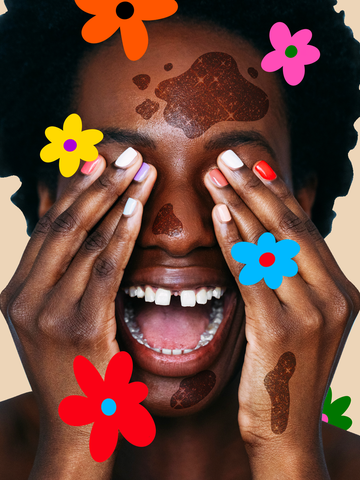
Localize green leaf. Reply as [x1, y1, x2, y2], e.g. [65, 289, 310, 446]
[329, 415, 353, 431]
[330, 396, 351, 416]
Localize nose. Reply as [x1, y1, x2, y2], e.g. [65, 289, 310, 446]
[137, 178, 217, 257]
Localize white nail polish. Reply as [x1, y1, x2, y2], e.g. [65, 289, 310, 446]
[221, 150, 244, 170]
[123, 197, 137, 216]
[115, 147, 138, 168]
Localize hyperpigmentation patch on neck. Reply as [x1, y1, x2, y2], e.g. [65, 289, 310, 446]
[154, 52, 269, 139]
[170, 371, 216, 409]
[152, 203, 183, 237]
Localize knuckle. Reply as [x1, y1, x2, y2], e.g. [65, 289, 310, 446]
[304, 218, 323, 243]
[278, 210, 307, 236]
[0, 288, 10, 317]
[332, 290, 353, 323]
[94, 173, 117, 193]
[276, 184, 293, 203]
[51, 209, 79, 235]
[93, 256, 116, 279]
[242, 174, 262, 194]
[84, 230, 109, 253]
[33, 212, 54, 237]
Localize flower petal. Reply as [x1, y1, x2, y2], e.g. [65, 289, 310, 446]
[257, 232, 276, 250]
[40, 143, 62, 163]
[283, 60, 305, 86]
[239, 263, 264, 286]
[105, 352, 133, 392]
[80, 129, 104, 146]
[330, 396, 352, 416]
[120, 17, 148, 61]
[63, 113, 83, 137]
[44, 126, 64, 143]
[263, 269, 283, 289]
[58, 395, 95, 426]
[73, 355, 105, 399]
[298, 44, 320, 66]
[77, 144, 100, 162]
[330, 415, 352, 431]
[133, 0, 178, 20]
[59, 154, 81, 178]
[280, 259, 298, 278]
[261, 50, 285, 73]
[74, 0, 112, 15]
[81, 11, 120, 44]
[90, 418, 119, 462]
[117, 382, 148, 407]
[291, 29, 312, 47]
[269, 22, 292, 51]
[231, 241, 258, 264]
[273, 239, 300, 259]
[117, 403, 156, 447]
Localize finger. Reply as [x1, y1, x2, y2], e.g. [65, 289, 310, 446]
[216, 151, 329, 288]
[82, 198, 144, 315]
[55, 165, 157, 301]
[27, 148, 143, 290]
[211, 203, 277, 310]
[1, 156, 107, 298]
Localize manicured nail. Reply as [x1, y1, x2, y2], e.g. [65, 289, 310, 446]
[254, 161, 277, 181]
[216, 204, 232, 223]
[220, 150, 244, 170]
[81, 156, 101, 175]
[123, 197, 137, 217]
[209, 169, 229, 187]
[134, 162, 150, 182]
[115, 147, 138, 168]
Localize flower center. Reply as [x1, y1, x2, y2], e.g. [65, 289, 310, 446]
[101, 398, 117, 416]
[322, 413, 329, 423]
[285, 45, 298, 58]
[259, 252, 276, 267]
[63, 139, 77, 152]
[116, 1, 134, 19]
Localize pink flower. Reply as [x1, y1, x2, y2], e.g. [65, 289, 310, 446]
[261, 22, 320, 86]
[58, 353, 156, 462]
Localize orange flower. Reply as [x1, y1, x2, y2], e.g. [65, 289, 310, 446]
[75, 0, 178, 61]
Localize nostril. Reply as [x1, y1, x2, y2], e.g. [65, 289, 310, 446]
[152, 203, 183, 237]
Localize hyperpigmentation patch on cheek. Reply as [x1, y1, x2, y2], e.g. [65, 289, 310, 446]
[164, 63, 173, 71]
[152, 203, 183, 237]
[135, 99, 160, 120]
[247, 67, 258, 79]
[153, 52, 269, 139]
[264, 351, 296, 435]
[170, 370, 216, 409]
[132, 74, 151, 90]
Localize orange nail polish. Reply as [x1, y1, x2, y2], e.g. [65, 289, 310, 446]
[81, 157, 100, 175]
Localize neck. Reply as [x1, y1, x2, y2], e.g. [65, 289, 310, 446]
[114, 370, 251, 480]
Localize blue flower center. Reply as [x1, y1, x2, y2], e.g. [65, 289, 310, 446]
[63, 139, 77, 152]
[259, 252, 275, 267]
[101, 398, 117, 416]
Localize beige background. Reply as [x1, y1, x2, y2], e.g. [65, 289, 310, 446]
[0, 0, 360, 433]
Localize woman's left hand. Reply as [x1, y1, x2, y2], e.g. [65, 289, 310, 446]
[204, 150, 360, 479]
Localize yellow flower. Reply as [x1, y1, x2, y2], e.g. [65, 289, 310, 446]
[40, 113, 104, 178]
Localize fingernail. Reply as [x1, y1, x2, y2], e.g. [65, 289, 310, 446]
[123, 197, 137, 217]
[115, 147, 138, 169]
[134, 162, 150, 182]
[254, 161, 277, 181]
[209, 169, 229, 187]
[216, 204, 232, 223]
[81, 156, 101, 175]
[220, 150, 244, 170]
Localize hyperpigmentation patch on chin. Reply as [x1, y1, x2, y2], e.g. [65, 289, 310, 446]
[135, 99, 160, 120]
[132, 74, 151, 90]
[152, 203, 183, 237]
[264, 351, 296, 435]
[170, 370, 216, 409]
[154, 52, 269, 139]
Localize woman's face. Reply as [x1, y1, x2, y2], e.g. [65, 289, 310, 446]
[55, 21, 301, 416]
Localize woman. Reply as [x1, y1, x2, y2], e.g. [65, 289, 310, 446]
[0, 0, 360, 478]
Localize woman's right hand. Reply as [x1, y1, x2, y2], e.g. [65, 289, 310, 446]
[0, 149, 157, 479]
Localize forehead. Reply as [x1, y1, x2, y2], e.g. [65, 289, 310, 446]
[75, 21, 290, 177]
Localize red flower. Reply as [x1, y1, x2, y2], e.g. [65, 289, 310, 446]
[58, 352, 156, 462]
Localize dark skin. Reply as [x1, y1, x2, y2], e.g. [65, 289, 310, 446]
[1, 21, 360, 479]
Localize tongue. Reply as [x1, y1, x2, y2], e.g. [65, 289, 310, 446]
[135, 297, 210, 349]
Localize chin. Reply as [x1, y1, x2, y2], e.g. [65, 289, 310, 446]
[115, 269, 246, 416]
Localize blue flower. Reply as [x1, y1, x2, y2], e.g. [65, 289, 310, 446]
[231, 232, 300, 289]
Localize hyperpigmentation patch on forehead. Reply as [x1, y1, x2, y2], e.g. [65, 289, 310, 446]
[164, 63, 173, 71]
[154, 52, 269, 139]
[132, 74, 151, 90]
[135, 99, 160, 120]
[152, 203, 183, 237]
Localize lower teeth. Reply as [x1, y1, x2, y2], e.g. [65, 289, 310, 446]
[124, 298, 224, 354]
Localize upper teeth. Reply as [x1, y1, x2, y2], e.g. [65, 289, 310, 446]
[125, 286, 225, 307]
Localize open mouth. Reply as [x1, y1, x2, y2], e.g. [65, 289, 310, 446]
[116, 278, 238, 377]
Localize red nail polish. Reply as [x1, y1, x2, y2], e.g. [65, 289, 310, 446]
[254, 161, 277, 181]
[209, 169, 229, 187]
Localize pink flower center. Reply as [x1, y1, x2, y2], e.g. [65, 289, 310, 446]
[63, 139, 77, 152]
[285, 45, 298, 58]
[259, 252, 276, 267]
[322, 413, 329, 423]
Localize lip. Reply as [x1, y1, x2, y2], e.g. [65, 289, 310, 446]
[115, 281, 239, 377]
